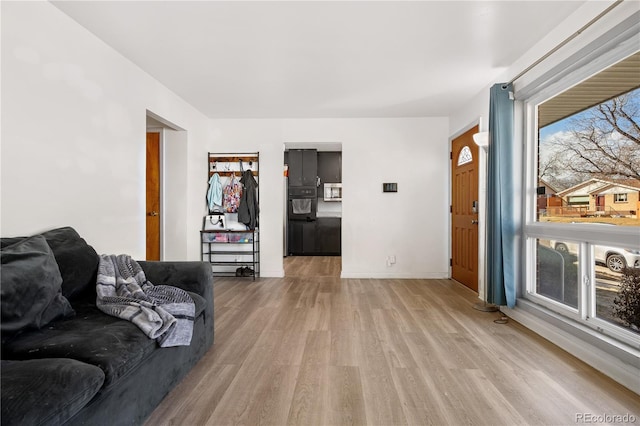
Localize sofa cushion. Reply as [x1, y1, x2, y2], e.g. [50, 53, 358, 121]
[2, 297, 206, 388]
[0, 227, 100, 303]
[1, 358, 105, 426]
[1, 235, 74, 338]
[2, 303, 157, 388]
[40, 227, 100, 302]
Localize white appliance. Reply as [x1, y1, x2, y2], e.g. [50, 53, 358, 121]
[323, 183, 342, 201]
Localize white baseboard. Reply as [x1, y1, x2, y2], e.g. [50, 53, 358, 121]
[502, 303, 640, 395]
[340, 271, 449, 279]
[258, 269, 285, 278]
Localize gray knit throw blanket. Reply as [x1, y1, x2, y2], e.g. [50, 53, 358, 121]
[96, 254, 195, 347]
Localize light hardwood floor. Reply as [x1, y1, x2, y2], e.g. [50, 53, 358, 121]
[146, 258, 640, 425]
[284, 256, 341, 278]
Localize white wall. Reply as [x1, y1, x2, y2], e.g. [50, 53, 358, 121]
[162, 129, 189, 260]
[194, 119, 286, 276]
[191, 117, 450, 278]
[1, 1, 208, 259]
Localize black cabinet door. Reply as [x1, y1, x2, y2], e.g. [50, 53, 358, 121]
[302, 221, 316, 254]
[317, 152, 341, 184]
[287, 149, 318, 187]
[302, 150, 318, 187]
[288, 221, 302, 255]
[288, 220, 317, 255]
[288, 150, 303, 187]
[315, 218, 341, 255]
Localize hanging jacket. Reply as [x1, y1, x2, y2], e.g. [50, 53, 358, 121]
[207, 173, 223, 213]
[238, 170, 259, 230]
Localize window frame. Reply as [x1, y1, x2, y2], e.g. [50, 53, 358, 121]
[614, 193, 627, 203]
[522, 52, 640, 348]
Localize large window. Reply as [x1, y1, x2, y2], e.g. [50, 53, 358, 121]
[526, 51, 640, 346]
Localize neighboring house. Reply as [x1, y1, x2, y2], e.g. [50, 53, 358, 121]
[537, 179, 560, 215]
[552, 178, 640, 217]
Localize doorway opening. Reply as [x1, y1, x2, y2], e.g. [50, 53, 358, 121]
[284, 142, 342, 278]
[145, 111, 185, 261]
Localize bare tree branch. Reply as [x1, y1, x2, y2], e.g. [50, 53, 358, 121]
[543, 89, 640, 183]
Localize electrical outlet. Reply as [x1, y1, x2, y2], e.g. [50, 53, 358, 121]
[386, 255, 396, 267]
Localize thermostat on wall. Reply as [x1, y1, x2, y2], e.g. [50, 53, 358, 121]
[382, 183, 397, 193]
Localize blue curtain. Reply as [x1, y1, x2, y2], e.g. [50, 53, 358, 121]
[486, 83, 516, 308]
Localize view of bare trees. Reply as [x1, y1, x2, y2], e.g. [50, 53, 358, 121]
[539, 88, 640, 191]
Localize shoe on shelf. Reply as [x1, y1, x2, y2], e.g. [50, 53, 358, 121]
[241, 267, 254, 277]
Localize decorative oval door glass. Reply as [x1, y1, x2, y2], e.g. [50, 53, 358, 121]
[457, 146, 473, 166]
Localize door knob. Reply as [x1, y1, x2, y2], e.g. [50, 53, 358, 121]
[149, 211, 159, 217]
[471, 219, 479, 225]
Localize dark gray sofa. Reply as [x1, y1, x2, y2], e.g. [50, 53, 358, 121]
[0, 227, 214, 425]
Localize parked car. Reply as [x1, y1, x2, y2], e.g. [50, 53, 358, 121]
[552, 241, 640, 273]
[549, 223, 640, 272]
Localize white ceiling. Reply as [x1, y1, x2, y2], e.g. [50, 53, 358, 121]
[52, 1, 586, 119]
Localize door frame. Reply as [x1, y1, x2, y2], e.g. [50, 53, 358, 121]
[283, 142, 343, 276]
[146, 110, 188, 261]
[449, 119, 486, 299]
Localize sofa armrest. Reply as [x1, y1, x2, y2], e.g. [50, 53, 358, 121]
[137, 261, 211, 296]
[137, 261, 214, 348]
[137, 261, 213, 316]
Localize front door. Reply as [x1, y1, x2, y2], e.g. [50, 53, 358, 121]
[451, 126, 479, 292]
[146, 132, 161, 260]
[596, 195, 605, 213]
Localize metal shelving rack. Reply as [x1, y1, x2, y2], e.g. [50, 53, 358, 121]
[200, 229, 259, 279]
[202, 152, 259, 279]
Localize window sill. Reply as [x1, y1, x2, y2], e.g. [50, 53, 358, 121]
[502, 299, 640, 394]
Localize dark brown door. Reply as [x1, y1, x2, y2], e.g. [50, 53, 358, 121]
[451, 126, 479, 292]
[146, 132, 160, 260]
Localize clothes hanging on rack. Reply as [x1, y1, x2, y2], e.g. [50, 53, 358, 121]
[223, 173, 242, 213]
[238, 170, 259, 230]
[207, 173, 223, 213]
